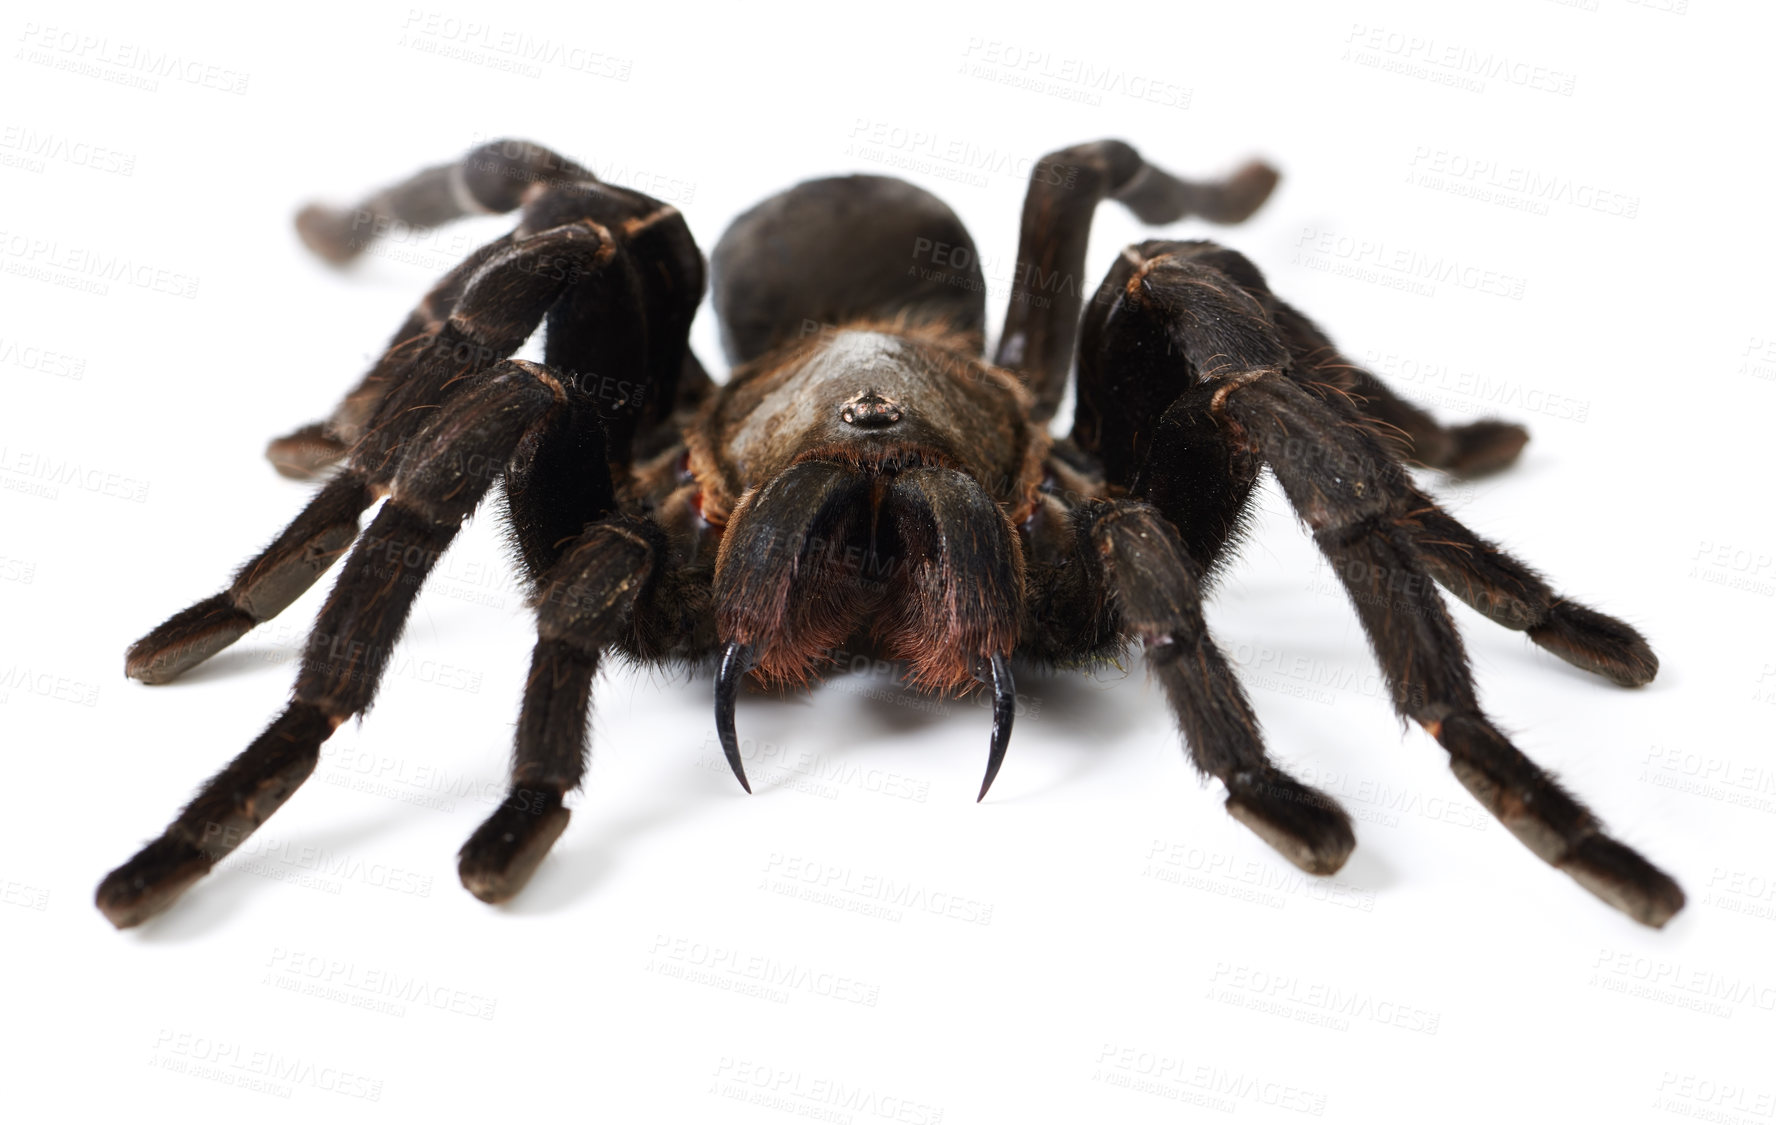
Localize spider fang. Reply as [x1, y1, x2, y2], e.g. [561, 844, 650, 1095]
[715, 641, 757, 794]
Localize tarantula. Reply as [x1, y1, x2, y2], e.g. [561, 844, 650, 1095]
[97, 137, 1683, 930]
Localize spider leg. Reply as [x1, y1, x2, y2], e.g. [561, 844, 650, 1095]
[464, 335, 713, 901]
[126, 220, 617, 684]
[98, 360, 570, 927]
[1129, 241, 1532, 476]
[458, 517, 666, 902]
[1083, 247, 1681, 926]
[1091, 499, 1356, 872]
[997, 140, 1279, 421]
[1278, 317, 1530, 476]
[123, 474, 376, 684]
[263, 421, 350, 482]
[277, 138, 591, 477]
[266, 234, 516, 479]
[1400, 502, 1657, 687]
[274, 137, 711, 477]
[294, 138, 592, 266]
[1078, 242, 1653, 685]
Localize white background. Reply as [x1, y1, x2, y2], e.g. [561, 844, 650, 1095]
[4, 0, 1773, 1120]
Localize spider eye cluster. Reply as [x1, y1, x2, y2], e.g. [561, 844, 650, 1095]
[839, 390, 903, 429]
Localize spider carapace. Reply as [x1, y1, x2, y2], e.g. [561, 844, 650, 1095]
[98, 138, 1683, 930]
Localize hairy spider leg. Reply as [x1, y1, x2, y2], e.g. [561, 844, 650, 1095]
[295, 138, 596, 266]
[276, 139, 713, 479]
[267, 234, 517, 479]
[113, 141, 714, 919]
[996, 140, 1280, 423]
[1089, 245, 1681, 927]
[459, 517, 664, 901]
[1396, 501, 1658, 687]
[99, 360, 571, 927]
[1107, 241, 1656, 686]
[124, 221, 616, 685]
[1268, 302, 1530, 476]
[1131, 240, 1532, 477]
[1094, 500, 1357, 872]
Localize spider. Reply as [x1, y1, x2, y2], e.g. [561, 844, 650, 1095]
[96, 137, 1682, 930]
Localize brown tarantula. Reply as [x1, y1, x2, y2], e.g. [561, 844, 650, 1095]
[97, 138, 1683, 930]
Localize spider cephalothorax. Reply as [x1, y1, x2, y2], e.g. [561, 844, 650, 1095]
[98, 137, 1682, 931]
[695, 322, 1044, 692]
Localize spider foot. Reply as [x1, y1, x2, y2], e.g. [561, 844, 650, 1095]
[1528, 603, 1658, 687]
[1202, 160, 1281, 225]
[1560, 835, 1686, 929]
[294, 203, 368, 266]
[1442, 420, 1529, 476]
[458, 791, 572, 904]
[266, 421, 349, 480]
[96, 702, 336, 927]
[125, 474, 373, 683]
[125, 594, 256, 684]
[1224, 769, 1356, 877]
[95, 835, 212, 929]
[1436, 712, 1682, 927]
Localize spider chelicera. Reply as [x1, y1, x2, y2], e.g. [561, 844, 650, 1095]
[97, 137, 1681, 929]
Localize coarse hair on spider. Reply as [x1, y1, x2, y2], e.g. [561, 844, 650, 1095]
[98, 137, 1681, 930]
